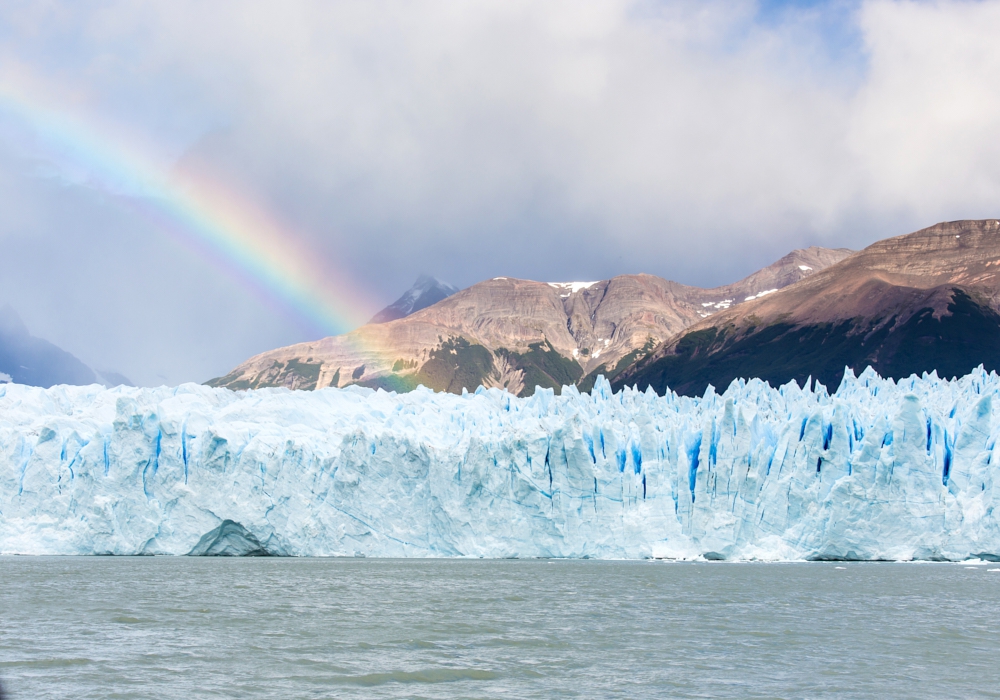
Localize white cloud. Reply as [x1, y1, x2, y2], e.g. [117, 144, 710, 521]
[3, 0, 1000, 383]
[92, 1, 858, 259]
[849, 0, 1000, 217]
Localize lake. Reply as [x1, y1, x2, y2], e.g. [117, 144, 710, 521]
[1, 557, 999, 698]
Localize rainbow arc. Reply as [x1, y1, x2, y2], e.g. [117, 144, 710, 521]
[0, 70, 372, 338]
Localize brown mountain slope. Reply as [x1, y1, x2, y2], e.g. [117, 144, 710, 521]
[207, 246, 852, 396]
[615, 219, 1000, 396]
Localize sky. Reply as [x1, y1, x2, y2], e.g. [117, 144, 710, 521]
[3, 0, 1000, 386]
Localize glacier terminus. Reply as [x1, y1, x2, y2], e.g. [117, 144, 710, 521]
[2, 370, 999, 560]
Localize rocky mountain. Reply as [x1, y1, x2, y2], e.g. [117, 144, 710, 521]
[615, 219, 1000, 396]
[0, 305, 97, 388]
[370, 274, 460, 323]
[0, 305, 133, 388]
[207, 246, 851, 396]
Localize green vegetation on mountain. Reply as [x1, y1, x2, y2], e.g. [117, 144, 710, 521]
[578, 337, 656, 392]
[360, 338, 493, 393]
[287, 359, 324, 388]
[206, 358, 325, 391]
[415, 337, 494, 393]
[392, 358, 417, 372]
[498, 340, 582, 395]
[358, 373, 421, 393]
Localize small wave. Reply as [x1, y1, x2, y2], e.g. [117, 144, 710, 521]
[111, 615, 144, 624]
[407, 640, 439, 650]
[0, 657, 92, 669]
[332, 668, 499, 686]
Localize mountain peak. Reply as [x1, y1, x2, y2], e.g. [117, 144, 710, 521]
[370, 275, 461, 324]
[0, 304, 97, 387]
[0, 304, 29, 338]
[209, 246, 853, 395]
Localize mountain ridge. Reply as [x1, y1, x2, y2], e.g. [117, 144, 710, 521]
[0, 305, 97, 388]
[614, 219, 1000, 395]
[207, 245, 852, 395]
[0, 305, 133, 389]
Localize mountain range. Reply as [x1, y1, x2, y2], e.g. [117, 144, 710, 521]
[207, 246, 852, 394]
[615, 219, 1000, 395]
[0, 305, 131, 389]
[11, 218, 997, 396]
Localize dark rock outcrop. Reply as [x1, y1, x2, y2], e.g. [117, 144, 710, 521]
[615, 220, 1000, 396]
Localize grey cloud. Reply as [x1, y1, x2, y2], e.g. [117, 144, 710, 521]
[1, 0, 1000, 384]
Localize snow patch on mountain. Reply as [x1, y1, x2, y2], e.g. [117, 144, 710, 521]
[744, 288, 778, 302]
[548, 282, 600, 295]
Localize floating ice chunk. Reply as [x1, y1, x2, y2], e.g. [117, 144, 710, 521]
[189, 520, 272, 556]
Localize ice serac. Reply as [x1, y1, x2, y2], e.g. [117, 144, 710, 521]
[2, 368, 1000, 560]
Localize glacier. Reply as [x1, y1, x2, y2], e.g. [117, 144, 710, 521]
[1, 369, 999, 560]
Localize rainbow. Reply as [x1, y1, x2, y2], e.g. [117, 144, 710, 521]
[0, 68, 374, 338]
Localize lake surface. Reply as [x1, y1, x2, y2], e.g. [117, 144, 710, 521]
[1, 558, 999, 699]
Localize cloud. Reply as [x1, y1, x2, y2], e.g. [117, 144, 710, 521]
[100, 1, 861, 271]
[2, 0, 1000, 384]
[850, 0, 1000, 216]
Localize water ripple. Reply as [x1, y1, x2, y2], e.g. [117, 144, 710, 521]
[1, 558, 999, 699]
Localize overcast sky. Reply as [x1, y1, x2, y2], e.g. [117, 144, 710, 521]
[2, 0, 1000, 386]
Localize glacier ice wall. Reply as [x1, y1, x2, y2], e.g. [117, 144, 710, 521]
[1, 369, 999, 560]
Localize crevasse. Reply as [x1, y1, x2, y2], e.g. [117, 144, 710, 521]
[1, 367, 999, 560]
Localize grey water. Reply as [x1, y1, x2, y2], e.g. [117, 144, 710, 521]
[2, 559, 1000, 699]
